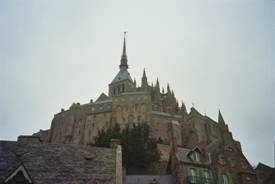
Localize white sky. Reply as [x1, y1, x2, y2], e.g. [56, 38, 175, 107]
[0, 0, 274, 167]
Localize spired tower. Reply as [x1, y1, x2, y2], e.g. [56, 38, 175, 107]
[109, 33, 135, 97]
[45, 34, 238, 150]
[31, 34, 257, 184]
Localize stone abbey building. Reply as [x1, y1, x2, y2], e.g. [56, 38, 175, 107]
[41, 36, 237, 148]
[31, 36, 259, 184]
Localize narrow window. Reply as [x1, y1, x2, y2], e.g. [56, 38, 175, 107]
[222, 174, 228, 184]
[204, 171, 210, 183]
[195, 152, 200, 162]
[189, 168, 196, 183]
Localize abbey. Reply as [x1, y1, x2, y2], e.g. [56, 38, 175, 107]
[33, 35, 259, 184]
[42, 36, 236, 148]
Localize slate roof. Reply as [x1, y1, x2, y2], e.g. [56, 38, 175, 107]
[125, 175, 177, 184]
[111, 69, 133, 84]
[0, 141, 117, 184]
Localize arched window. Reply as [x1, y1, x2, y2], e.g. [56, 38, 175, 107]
[122, 84, 125, 92]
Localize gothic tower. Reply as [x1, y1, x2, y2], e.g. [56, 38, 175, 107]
[109, 33, 135, 96]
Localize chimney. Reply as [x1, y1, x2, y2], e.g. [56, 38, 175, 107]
[110, 139, 120, 149]
[17, 135, 41, 143]
[111, 138, 123, 184]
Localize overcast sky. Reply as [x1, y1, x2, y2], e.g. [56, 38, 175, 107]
[0, 0, 274, 167]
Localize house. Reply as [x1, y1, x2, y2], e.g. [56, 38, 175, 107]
[169, 143, 218, 184]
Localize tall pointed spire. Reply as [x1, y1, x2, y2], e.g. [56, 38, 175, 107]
[120, 32, 128, 70]
[123, 32, 126, 56]
[218, 110, 225, 124]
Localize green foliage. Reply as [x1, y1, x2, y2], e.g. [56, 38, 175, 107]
[94, 123, 121, 147]
[94, 123, 160, 171]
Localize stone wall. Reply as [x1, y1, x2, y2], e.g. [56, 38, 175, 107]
[111, 92, 152, 127]
[210, 143, 257, 184]
[150, 112, 183, 145]
[49, 102, 113, 145]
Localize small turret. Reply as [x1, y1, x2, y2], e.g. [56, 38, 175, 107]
[167, 84, 171, 94]
[181, 101, 187, 113]
[141, 69, 148, 88]
[172, 90, 175, 97]
[175, 100, 179, 112]
[218, 110, 226, 125]
[156, 78, 160, 88]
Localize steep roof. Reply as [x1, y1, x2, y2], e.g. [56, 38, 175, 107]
[95, 92, 110, 102]
[111, 69, 133, 84]
[0, 141, 117, 184]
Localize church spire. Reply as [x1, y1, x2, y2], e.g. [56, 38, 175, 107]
[122, 32, 126, 56]
[120, 32, 128, 70]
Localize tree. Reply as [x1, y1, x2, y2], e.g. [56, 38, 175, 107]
[94, 123, 160, 172]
